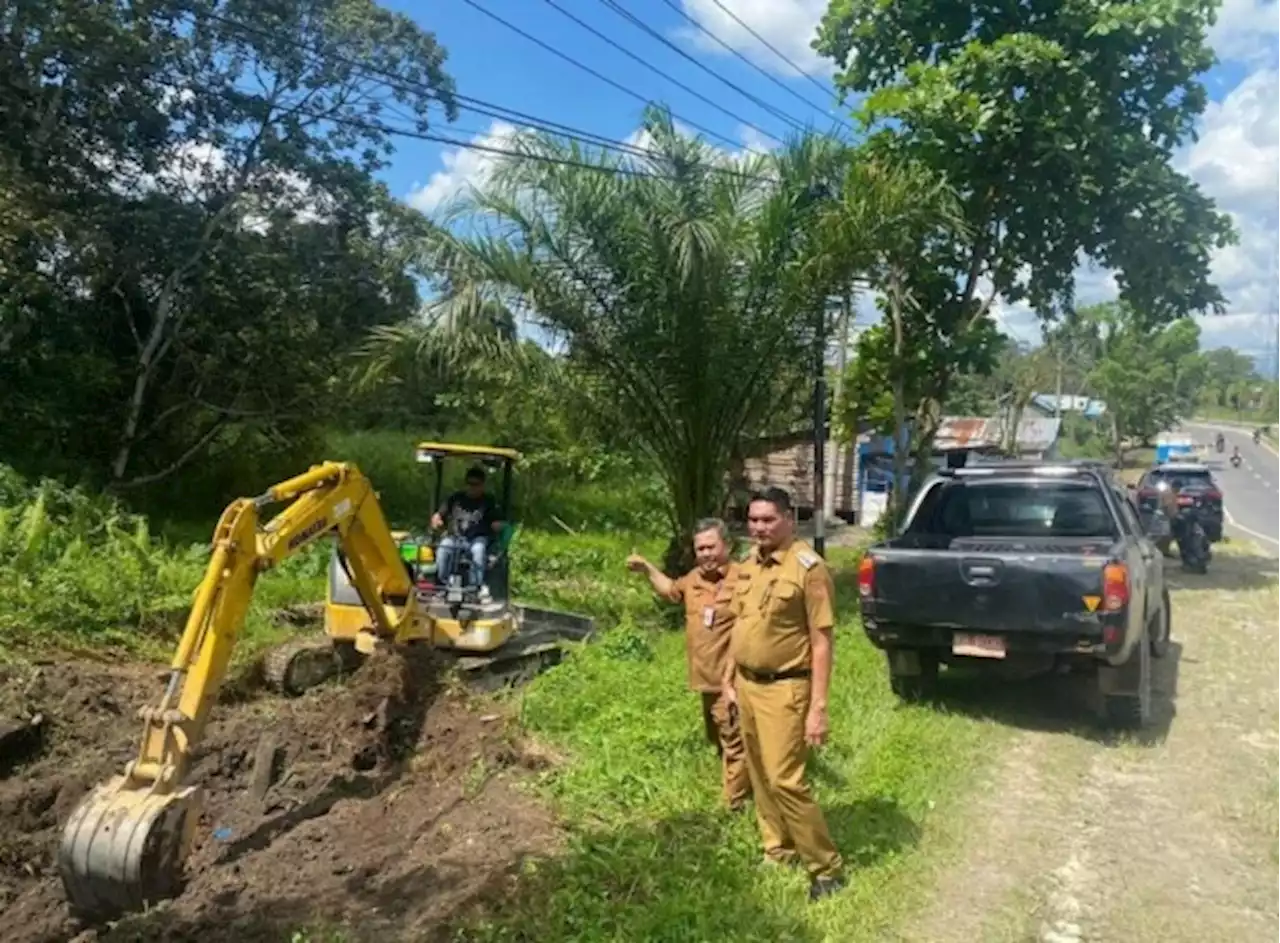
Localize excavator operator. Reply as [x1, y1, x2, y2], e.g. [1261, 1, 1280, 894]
[430, 465, 504, 593]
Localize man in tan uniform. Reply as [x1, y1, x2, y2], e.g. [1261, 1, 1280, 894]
[723, 486, 845, 902]
[626, 518, 751, 811]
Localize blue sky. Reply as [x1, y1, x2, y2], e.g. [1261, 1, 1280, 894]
[369, 0, 1280, 372]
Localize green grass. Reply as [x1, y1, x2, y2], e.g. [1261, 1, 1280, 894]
[0, 461, 335, 664]
[456, 542, 1011, 943]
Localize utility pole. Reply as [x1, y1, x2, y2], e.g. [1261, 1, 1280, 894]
[823, 288, 852, 525]
[1267, 234, 1279, 381]
[804, 182, 832, 558]
[813, 292, 828, 558]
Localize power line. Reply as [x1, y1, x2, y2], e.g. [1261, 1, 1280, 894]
[703, 0, 841, 102]
[536, 0, 789, 144]
[653, 0, 852, 131]
[189, 6, 728, 168]
[459, 0, 755, 153]
[176, 79, 772, 185]
[584, 0, 811, 135]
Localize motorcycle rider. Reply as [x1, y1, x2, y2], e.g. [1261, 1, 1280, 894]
[1231, 445, 1242, 467]
[1160, 478, 1209, 570]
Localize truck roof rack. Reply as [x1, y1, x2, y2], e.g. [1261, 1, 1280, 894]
[938, 459, 1115, 479]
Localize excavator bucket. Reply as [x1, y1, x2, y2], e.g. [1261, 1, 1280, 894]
[58, 776, 201, 918]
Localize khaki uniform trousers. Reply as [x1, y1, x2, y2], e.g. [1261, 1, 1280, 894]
[700, 692, 752, 810]
[736, 675, 843, 878]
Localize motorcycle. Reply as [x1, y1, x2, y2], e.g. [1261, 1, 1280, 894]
[1173, 492, 1212, 573]
[1215, 433, 1225, 453]
[1230, 452, 1242, 468]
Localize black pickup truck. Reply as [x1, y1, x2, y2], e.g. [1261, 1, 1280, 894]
[857, 461, 1171, 729]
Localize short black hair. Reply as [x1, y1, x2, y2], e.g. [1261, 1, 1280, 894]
[748, 486, 793, 514]
[465, 466, 486, 483]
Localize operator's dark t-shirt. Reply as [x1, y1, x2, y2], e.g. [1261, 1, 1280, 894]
[439, 491, 497, 540]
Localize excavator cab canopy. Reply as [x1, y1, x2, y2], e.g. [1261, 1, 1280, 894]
[414, 441, 519, 525]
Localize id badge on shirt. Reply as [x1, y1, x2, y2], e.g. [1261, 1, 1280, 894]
[703, 605, 715, 629]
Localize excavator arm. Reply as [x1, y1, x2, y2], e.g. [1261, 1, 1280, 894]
[58, 462, 426, 919]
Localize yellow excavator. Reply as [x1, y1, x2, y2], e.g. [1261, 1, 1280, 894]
[57, 445, 592, 919]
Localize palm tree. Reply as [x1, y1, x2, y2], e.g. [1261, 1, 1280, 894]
[819, 157, 969, 530]
[417, 107, 846, 561]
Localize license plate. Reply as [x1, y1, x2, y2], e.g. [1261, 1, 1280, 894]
[953, 632, 1007, 659]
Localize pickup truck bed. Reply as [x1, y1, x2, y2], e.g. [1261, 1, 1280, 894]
[857, 462, 1172, 730]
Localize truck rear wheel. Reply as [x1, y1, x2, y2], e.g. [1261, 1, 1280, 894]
[1149, 590, 1172, 659]
[1100, 627, 1152, 730]
[887, 649, 938, 703]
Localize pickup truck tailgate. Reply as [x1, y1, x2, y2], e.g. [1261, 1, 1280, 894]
[867, 540, 1116, 635]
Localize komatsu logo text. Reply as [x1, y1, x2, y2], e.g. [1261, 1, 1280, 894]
[287, 518, 328, 550]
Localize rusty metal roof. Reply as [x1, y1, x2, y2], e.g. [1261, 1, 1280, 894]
[934, 416, 1062, 453]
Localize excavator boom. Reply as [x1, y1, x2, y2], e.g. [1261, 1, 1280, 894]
[58, 463, 424, 919]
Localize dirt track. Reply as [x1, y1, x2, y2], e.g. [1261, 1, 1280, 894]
[0, 648, 560, 942]
[906, 545, 1279, 943]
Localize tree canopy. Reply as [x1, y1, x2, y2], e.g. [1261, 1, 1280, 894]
[1, 0, 455, 491]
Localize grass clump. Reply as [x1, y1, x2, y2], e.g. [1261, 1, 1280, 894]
[461, 543, 1011, 942]
[0, 463, 330, 662]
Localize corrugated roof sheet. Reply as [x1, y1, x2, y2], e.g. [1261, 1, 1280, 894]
[934, 416, 1062, 453]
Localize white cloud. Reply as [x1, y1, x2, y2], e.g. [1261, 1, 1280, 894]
[1208, 0, 1280, 66]
[677, 0, 834, 79]
[403, 118, 772, 222]
[737, 123, 780, 153]
[405, 121, 518, 215]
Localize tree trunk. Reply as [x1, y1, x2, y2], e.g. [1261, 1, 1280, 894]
[891, 373, 908, 535]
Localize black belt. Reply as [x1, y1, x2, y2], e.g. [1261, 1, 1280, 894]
[736, 665, 811, 684]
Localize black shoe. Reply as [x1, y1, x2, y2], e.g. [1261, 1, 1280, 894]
[808, 875, 846, 902]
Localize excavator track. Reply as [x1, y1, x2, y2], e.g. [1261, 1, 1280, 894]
[262, 638, 359, 696]
[58, 776, 200, 919]
[444, 605, 596, 692]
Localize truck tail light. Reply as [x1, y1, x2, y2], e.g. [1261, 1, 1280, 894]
[1102, 563, 1129, 612]
[857, 555, 875, 599]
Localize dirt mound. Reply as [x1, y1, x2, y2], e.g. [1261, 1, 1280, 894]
[0, 648, 561, 943]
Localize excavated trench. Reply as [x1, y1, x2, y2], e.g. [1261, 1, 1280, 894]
[0, 642, 562, 942]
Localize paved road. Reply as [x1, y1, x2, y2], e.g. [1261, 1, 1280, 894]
[1181, 420, 1279, 554]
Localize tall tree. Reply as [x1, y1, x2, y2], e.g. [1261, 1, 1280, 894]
[813, 0, 1236, 453]
[1082, 302, 1205, 461]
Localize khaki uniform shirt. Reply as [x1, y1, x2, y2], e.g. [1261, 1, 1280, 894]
[670, 563, 739, 693]
[730, 538, 835, 674]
